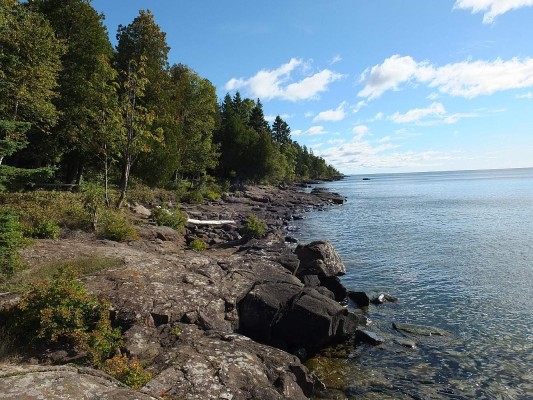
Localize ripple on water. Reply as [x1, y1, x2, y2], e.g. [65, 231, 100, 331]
[298, 170, 533, 400]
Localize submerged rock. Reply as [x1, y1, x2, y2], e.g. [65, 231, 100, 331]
[392, 322, 449, 337]
[355, 329, 385, 346]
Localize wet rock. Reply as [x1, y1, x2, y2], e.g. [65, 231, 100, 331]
[318, 276, 347, 302]
[347, 291, 370, 308]
[295, 241, 346, 277]
[285, 235, 298, 243]
[370, 293, 398, 304]
[355, 329, 385, 346]
[392, 322, 449, 337]
[393, 337, 417, 349]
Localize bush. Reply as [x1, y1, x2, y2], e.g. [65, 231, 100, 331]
[103, 354, 152, 389]
[12, 267, 123, 365]
[188, 238, 207, 252]
[242, 214, 267, 240]
[29, 220, 61, 239]
[150, 207, 187, 231]
[0, 209, 26, 276]
[182, 189, 204, 204]
[98, 209, 138, 242]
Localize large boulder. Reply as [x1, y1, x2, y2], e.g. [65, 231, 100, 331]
[295, 241, 346, 277]
[239, 285, 359, 355]
[146, 323, 321, 400]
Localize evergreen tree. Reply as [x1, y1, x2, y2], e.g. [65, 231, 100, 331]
[28, 0, 117, 184]
[0, 0, 65, 190]
[271, 115, 291, 145]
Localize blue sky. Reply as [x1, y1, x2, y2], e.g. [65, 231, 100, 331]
[91, 0, 533, 174]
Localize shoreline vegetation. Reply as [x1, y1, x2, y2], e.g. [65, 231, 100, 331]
[0, 180, 365, 399]
[1, 0, 367, 398]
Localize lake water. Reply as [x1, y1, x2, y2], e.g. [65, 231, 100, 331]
[294, 168, 533, 400]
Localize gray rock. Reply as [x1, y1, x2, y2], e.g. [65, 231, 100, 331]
[347, 291, 370, 308]
[392, 322, 449, 337]
[295, 241, 346, 277]
[355, 329, 385, 346]
[393, 337, 417, 349]
[0, 365, 159, 399]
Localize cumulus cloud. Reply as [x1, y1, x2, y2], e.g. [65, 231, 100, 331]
[313, 101, 348, 122]
[389, 102, 446, 123]
[359, 55, 533, 99]
[292, 126, 328, 136]
[352, 125, 369, 140]
[264, 113, 293, 123]
[516, 92, 533, 99]
[454, 0, 533, 23]
[225, 58, 344, 101]
[389, 102, 479, 125]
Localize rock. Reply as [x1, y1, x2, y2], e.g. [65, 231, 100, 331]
[239, 285, 359, 354]
[318, 276, 347, 302]
[370, 293, 398, 304]
[0, 364, 159, 399]
[300, 275, 321, 287]
[347, 291, 370, 308]
[355, 329, 384, 346]
[131, 204, 152, 217]
[295, 241, 346, 277]
[147, 324, 320, 400]
[285, 235, 298, 243]
[393, 337, 417, 349]
[392, 322, 449, 337]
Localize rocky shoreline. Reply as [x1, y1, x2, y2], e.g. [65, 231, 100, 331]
[0, 182, 365, 400]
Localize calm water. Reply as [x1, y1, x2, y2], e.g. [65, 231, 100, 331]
[295, 168, 533, 400]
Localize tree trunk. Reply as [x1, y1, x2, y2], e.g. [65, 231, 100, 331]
[104, 146, 110, 208]
[116, 158, 131, 209]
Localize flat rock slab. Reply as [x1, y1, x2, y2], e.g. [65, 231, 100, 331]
[393, 322, 449, 337]
[0, 364, 159, 400]
[355, 329, 385, 346]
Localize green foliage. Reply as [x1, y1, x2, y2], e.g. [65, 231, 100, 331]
[98, 208, 138, 242]
[0, 209, 26, 276]
[28, 219, 60, 239]
[150, 207, 187, 230]
[12, 267, 123, 366]
[0, 191, 92, 232]
[103, 354, 152, 390]
[1, 255, 124, 294]
[242, 214, 267, 240]
[188, 238, 207, 252]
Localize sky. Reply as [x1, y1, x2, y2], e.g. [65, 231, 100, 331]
[91, 0, 533, 174]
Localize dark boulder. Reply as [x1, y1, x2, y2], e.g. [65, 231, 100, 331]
[319, 276, 347, 302]
[355, 329, 384, 346]
[295, 241, 346, 277]
[347, 291, 370, 308]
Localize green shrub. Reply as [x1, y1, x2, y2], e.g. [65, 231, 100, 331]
[242, 214, 267, 240]
[29, 220, 61, 239]
[182, 189, 204, 204]
[0, 209, 26, 276]
[150, 207, 187, 231]
[98, 209, 138, 242]
[188, 238, 207, 252]
[12, 267, 122, 365]
[103, 354, 152, 389]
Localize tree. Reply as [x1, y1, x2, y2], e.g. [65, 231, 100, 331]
[115, 57, 159, 208]
[271, 115, 291, 145]
[0, 0, 65, 190]
[28, 0, 117, 184]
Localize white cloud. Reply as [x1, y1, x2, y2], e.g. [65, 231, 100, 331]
[225, 58, 344, 101]
[516, 92, 533, 99]
[389, 102, 446, 123]
[351, 100, 367, 113]
[379, 136, 392, 143]
[293, 125, 328, 136]
[454, 0, 533, 23]
[313, 101, 348, 122]
[359, 55, 533, 99]
[304, 111, 314, 118]
[330, 54, 343, 65]
[389, 102, 479, 125]
[352, 125, 369, 140]
[265, 113, 293, 122]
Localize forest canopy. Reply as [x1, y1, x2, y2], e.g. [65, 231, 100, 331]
[0, 0, 341, 203]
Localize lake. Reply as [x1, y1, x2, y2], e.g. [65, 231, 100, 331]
[294, 168, 533, 399]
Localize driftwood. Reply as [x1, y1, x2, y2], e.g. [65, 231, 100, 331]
[187, 218, 236, 226]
